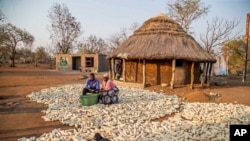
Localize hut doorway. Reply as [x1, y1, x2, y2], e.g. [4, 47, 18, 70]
[113, 59, 123, 80]
[72, 56, 81, 70]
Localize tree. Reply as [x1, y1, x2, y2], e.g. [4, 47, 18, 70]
[17, 47, 33, 63]
[0, 10, 9, 66]
[222, 38, 245, 70]
[0, 45, 10, 65]
[35, 47, 48, 64]
[0, 9, 6, 23]
[48, 3, 81, 54]
[0, 9, 7, 44]
[78, 35, 107, 54]
[0, 23, 34, 67]
[200, 17, 240, 55]
[166, 0, 210, 33]
[107, 22, 140, 53]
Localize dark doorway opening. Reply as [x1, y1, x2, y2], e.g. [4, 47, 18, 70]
[176, 59, 183, 67]
[72, 57, 81, 70]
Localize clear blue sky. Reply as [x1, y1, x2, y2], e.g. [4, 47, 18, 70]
[0, 0, 249, 47]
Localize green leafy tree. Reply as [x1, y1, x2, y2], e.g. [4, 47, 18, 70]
[48, 3, 82, 54]
[1, 23, 34, 67]
[222, 38, 245, 70]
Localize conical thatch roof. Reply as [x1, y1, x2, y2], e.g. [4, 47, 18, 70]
[109, 13, 216, 63]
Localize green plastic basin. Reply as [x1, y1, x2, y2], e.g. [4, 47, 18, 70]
[80, 93, 99, 106]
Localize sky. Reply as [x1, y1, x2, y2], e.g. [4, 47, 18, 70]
[0, 0, 249, 48]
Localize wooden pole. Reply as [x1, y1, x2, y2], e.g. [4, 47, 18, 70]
[123, 59, 126, 82]
[190, 62, 195, 89]
[109, 59, 112, 79]
[205, 63, 209, 83]
[135, 60, 138, 82]
[111, 58, 114, 80]
[201, 63, 206, 88]
[142, 59, 146, 88]
[207, 63, 212, 86]
[243, 13, 250, 82]
[170, 59, 176, 89]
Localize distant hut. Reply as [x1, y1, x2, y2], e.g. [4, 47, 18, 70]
[108, 13, 216, 89]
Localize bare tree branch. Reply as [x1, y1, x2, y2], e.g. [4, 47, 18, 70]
[200, 17, 240, 55]
[107, 22, 140, 53]
[166, 0, 210, 33]
[48, 3, 82, 54]
[78, 35, 107, 54]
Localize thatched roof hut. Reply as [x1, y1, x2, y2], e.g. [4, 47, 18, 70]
[108, 13, 216, 89]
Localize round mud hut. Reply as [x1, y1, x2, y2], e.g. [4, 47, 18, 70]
[108, 13, 216, 89]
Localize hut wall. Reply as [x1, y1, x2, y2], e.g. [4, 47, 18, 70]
[145, 60, 172, 86]
[124, 59, 200, 86]
[125, 60, 143, 83]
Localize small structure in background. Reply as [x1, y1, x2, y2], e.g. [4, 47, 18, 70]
[108, 13, 216, 89]
[56, 53, 109, 72]
[213, 54, 229, 76]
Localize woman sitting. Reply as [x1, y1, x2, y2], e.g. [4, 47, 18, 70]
[99, 73, 119, 104]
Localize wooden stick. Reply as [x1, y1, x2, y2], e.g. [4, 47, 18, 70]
[123, 59, 126, 82]
[200, 63, 206, 88]
[109, 59, 112, 79]
[135, 60, 138, 82]
[207, 63, 212, 86]
[142, 59, 146, 88]
[190, 62, 195, 89]
[205, 63, 209, 83]
[170, 59, 176, 89]
[111, 58, 114, 80]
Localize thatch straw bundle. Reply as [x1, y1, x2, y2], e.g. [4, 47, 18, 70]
[109, 13, 216, 63]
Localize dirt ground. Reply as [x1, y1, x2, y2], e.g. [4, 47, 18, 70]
[0, 65, 250, 140]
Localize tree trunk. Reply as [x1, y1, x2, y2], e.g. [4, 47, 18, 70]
[10, 50, 16, 67]
[170, 59, 176, 89]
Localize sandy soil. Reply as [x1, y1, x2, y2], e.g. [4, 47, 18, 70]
[0, 65, 250, 140]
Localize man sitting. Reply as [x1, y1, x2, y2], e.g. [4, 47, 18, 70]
[82, 73, 100, 95]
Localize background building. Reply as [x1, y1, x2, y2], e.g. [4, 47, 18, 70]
[56, 53, 109, 72]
